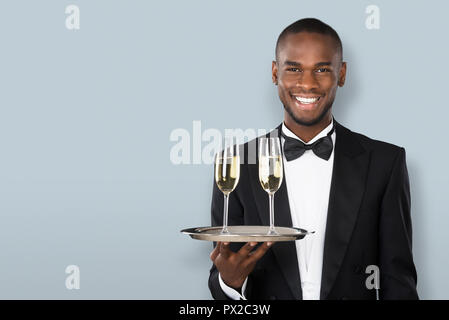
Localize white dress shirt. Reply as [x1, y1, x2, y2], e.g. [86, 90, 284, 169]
[219, 119, 336, 300]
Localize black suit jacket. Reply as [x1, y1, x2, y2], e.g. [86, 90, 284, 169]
[208, 120, 418, 300]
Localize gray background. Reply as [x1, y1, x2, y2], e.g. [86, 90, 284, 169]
[0, 0, 447, 299]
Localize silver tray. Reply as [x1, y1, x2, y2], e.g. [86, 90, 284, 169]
[180, 225, 314, 242]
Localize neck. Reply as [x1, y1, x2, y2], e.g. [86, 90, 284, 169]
[284, 113, 333, 143]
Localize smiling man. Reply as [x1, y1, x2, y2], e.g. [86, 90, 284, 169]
[274, 29, 345, 141]
[208, 18, 418, 300]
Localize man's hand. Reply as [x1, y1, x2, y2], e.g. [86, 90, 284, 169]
[210, 241, 273, 290]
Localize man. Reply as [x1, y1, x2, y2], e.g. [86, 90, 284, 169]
[208, 18, 418, 300]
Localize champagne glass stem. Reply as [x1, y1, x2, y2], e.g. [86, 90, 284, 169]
[222, 193, 230, 234]
[268, 193, 277, 235]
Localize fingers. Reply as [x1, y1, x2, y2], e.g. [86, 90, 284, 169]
[237, 242, 257, 258]
[219, 241, 231, 258]
[211, 241, 274, 264]
[246, 242, 273, 264]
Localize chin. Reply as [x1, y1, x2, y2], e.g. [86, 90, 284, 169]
[287, 107, 331, 127]
[293, 117, 323, 127]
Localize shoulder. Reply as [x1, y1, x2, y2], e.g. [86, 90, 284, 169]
[352, 130, 404, 154]
[337, 121, 406, 165]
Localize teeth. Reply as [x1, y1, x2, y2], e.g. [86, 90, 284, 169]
[295, 96, 320, 104]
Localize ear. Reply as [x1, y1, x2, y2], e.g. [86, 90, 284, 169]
[272, 61, 278, 85]
[338, 62, 347, 87]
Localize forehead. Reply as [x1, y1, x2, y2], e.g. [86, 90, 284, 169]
[278, 32, 340, 64]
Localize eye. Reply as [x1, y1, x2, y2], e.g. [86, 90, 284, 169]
[316, 67, 330, 73]
[287, 68, 301, 72]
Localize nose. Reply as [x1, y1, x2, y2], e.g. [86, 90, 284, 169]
[296, 70, 319, 91]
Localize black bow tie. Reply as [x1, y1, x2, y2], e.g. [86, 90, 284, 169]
[281, 125, 335, 161]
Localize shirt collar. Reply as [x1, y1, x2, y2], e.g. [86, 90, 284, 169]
[281, 118, 334, 145]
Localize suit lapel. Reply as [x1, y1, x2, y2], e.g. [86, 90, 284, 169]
[248, 125, 303, 300]
[319, 121, 370, 299]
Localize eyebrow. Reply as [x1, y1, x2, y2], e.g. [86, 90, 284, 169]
[284, 61, 332, 67]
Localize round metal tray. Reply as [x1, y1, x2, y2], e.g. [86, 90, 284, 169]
[180, 225, 313, 242]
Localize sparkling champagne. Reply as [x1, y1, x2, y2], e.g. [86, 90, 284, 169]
[215, 156, 240, 195]
[259, 155, 283, 194]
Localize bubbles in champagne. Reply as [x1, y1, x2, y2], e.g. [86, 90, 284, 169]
[215, 156, 240, 194]
[259, 155, 283, 194]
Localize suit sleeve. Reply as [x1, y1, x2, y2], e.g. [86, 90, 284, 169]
[208, 177, 251, 300]
[379, 147, 419, 299]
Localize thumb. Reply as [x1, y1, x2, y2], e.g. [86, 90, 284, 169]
[210, 242, 221, 262]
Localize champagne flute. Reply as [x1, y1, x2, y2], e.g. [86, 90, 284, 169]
[258, 137, 283, 235]
[214, 136, 240, 234]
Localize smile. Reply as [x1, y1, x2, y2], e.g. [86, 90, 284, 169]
[294, 96, 321, 104]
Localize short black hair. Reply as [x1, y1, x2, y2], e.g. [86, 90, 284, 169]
[275, 18, 343, 61]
